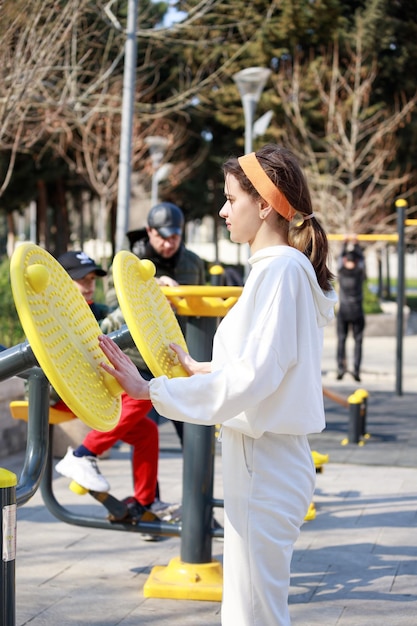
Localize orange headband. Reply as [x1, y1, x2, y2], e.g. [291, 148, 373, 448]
[238, 152, 296, 221]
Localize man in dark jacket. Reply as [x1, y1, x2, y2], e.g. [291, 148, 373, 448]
[127, 202, 205, 288]
[336, 238, 366, 382]
[106, 202, 205, 309]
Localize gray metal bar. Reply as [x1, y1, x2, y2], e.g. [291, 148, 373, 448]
[0, 341, 37, 382]
[115, 0, 138, 253]
[180, 315, 218, 564]
[16, 368, 50, 506]
[396, 202, 406, 396]
[40, 426, 179, 536]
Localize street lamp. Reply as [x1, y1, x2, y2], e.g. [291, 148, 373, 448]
[233, 66, 272, 154]
[145, 136, 170, 206]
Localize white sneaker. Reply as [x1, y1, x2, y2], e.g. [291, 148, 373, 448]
[55, 446, 110, 492]
[148, 499, 181, 522]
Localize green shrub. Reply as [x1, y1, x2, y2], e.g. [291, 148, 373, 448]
[363, 281, 383, 314]
[0, 256, 108, 349]
[406, 294, 417, 312]
[0, 257, 26, 347]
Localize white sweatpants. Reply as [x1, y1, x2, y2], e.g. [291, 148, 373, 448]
[220, 427, 315, 626]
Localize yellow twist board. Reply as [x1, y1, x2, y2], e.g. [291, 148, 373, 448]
[10, 243, 122, 431]
[112, 251, 189, 378]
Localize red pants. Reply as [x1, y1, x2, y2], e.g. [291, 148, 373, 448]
[83, 393, 158, 506]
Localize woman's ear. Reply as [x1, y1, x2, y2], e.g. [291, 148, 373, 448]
[259, 203, 273, 220]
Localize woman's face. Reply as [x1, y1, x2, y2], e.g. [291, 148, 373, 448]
[219, 173, 262, 246]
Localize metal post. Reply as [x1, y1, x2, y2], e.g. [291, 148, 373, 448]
[145, 136, 169, 207]
[180, 315, 217, 563]
[16, 368, 51, 506]
[359, 391, 369, 437]
[352, 389, 369, 438]
[233, 67, 271, 276]
[1, 468, 17, 626]
[151, 172, 158, 207]
[377, 249, 383, 299]
[348, 394, 361, 444]
[115, 0, 138, 253]
[242, 95, 256, 155]
[385, 245, 391, 300]
[395, 199, 407, 396]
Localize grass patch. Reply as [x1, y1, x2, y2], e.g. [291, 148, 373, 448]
[363, 282, 383, 314]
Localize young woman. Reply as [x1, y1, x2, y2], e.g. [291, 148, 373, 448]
[99, 144, 337, 626]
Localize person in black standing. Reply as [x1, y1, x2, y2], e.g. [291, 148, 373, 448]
[336, 237, 366, 381]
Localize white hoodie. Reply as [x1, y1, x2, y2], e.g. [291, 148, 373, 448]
[149, 245, 337, 438]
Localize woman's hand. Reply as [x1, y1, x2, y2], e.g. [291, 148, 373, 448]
[98, 335, 150, 399]
[169, 343, 211, 376]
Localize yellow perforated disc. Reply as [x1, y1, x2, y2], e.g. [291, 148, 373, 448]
[112, 251, 189, 378]
[10, 243, 122, 431]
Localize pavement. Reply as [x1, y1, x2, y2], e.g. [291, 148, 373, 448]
[2, 322, 417, 625]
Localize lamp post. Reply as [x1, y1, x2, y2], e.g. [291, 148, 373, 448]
[233, 67, 271, 271]
[115, 0, 139, 253]
[233, 66, 272, 154]
[145, 136, 170, 206]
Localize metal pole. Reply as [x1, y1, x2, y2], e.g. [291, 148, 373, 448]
[1, 468, 17, 626]
[180, 316, 217, 563]
[395, 199, 407, 396]
[16, 369, 50, 506]
[242, 94, 255, 155]
[151, 171, 158, 207]
[347, 395, 361, 444]
[377, 249, 383, 299]
[115, 0, 138, 253]
[385, 245, 391, 300]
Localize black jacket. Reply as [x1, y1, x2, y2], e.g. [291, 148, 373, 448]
[337, 244, 366, 320]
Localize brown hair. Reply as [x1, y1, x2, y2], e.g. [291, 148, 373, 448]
[223, 144, 333, 291]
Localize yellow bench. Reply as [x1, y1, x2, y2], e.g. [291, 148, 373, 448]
[9, 400, 76, 424]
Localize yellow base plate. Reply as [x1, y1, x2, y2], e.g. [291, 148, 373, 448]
[304, 502, 316, 521]
[143, 556, 223, 601]
[10, 243, 122, 431]
[112, 252, 189, 378]
[311, 450, 329, 468]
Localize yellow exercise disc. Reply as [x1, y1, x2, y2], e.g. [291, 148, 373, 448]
[112, 251, 189, 378]
[10, 243, 122, 431]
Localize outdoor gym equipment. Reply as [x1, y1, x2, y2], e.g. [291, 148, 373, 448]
[0, 244, 243, 621]
[343, 389, 370, 446]
[112, 250, 189, 378]
[1, 244, 330, 616]
[9, 242, 123, 431]
[323, 386, 370, 446]
[330, 199, 415, 395]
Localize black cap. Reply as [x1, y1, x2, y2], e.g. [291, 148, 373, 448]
[57, 251, 107, 280]
[147, 202, 184, 238]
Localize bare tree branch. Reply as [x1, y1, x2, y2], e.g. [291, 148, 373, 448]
[273, 23, 417, 235]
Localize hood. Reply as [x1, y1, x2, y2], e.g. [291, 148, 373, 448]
[249, 246, 337, 328]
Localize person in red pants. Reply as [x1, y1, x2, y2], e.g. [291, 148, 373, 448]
[55, 394, 162, 518]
